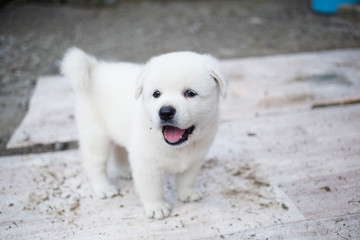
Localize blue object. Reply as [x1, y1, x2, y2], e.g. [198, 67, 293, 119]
[311, 0, 360, 14]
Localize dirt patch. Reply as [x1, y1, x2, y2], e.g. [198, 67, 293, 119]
[202, 158, 219, 169]
[260, 92, 315, 109]
[291, 73, 352, 85]
[21, 163, 84, 226]
[221, 163, 286, 212]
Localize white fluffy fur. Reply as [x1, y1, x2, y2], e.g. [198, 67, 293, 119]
[61, 48, 227, 219]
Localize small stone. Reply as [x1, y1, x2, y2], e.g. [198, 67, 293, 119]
[281, 203, 289, 210]
[321, 186, 331, 192]
[1, 75, 11, 84]
[249, 16, 263, 25]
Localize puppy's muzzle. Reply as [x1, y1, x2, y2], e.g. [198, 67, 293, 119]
[159, 106, 176, 121]
[158, 106, 195, 146]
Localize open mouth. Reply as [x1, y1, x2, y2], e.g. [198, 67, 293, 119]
[162, 125, 195, 146]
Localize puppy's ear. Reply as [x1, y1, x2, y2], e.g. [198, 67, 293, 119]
[135, 70, 146, 99]
[204, 55, 228, 98]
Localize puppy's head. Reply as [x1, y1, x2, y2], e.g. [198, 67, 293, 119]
[135, 51, 227, 146]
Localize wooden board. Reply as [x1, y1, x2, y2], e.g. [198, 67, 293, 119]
[0, 151, 303, 239]
[213, 213, 360, 240]
[6, 76, 77, 148]
[220, 49, 360, 121]
[281, 170, 360, 219]
[1, 105, 360, 239]
[2, 50, 360, 239]
[6, 49, 360, 148]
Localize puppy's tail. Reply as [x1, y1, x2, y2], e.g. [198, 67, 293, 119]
[61, 47, 97, 92]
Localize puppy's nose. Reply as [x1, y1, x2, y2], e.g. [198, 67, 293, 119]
[159, 106, 176, 121]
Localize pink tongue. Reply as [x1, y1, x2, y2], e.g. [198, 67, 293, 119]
[164, 126, 185, 143]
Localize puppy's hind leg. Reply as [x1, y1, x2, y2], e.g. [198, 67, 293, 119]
[112, 145, 132, 180]
[80, 133, 119, 199]
[77, 104, 119, 199]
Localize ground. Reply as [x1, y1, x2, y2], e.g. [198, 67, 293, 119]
[1, 1, 360, 238]
[0, 0, 360, 153]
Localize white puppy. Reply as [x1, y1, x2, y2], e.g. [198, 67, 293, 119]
[61, 48, 227, 219]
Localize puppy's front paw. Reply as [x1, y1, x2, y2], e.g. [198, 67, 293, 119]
[178, 188, 203, 203]
[93, 183, 119, 199]
[145, 202, 171, 219]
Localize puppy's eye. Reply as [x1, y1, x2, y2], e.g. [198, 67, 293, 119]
[184, 89, 197, 98]
[153, 90, 161, 98]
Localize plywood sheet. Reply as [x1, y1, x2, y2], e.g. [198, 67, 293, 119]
[211, 105, 360, 184]
[0, 149, 303, 240]
[221, 49, 360, 121]
[6, 76, 77, 148]
[7, 49, 360, 148]
[2, 105, 360, 239]
[3, 50, 360, 239]
[211, 213, 360, 240]
[281, 170, 360, 219]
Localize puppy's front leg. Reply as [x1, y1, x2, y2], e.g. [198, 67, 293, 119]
[176, 162, 203, 203]
[131, 160, 170, 219]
